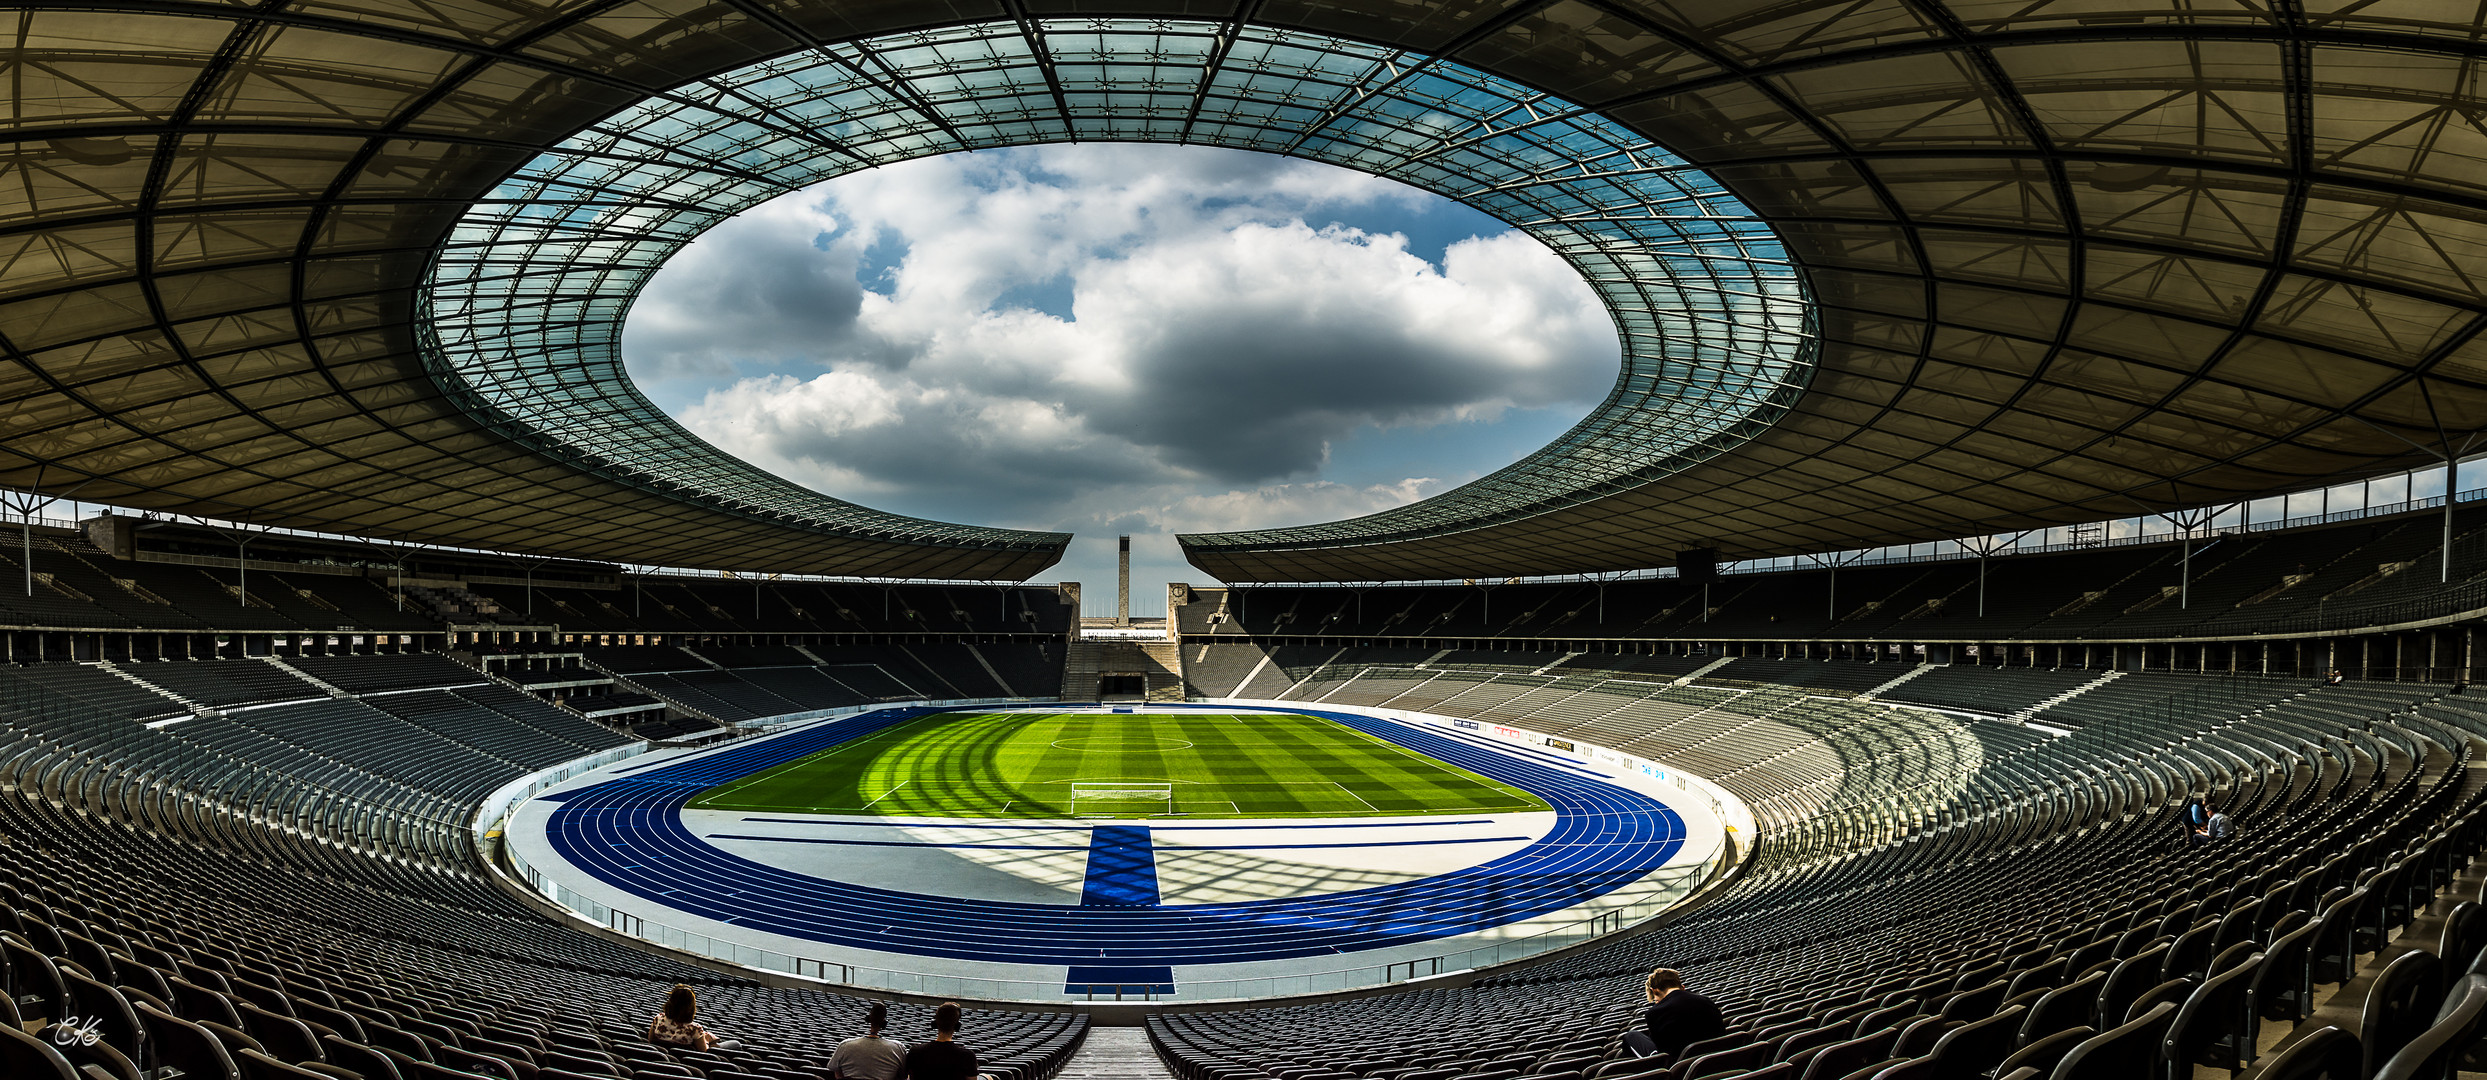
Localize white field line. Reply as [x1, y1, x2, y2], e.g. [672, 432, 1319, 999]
[858, 780, 912, 809]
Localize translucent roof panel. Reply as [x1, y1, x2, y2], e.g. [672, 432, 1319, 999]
[422, 17, 1814, 573]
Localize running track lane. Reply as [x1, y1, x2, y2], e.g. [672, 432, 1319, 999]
[536, 706, 1686, 967]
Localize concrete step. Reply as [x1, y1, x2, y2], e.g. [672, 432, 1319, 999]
[1057, 1027, 1173, 1080]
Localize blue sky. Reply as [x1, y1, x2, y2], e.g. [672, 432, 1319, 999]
[622, 144, 1617, 613]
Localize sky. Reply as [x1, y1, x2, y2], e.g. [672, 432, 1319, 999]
[622, 144, 1619, 615]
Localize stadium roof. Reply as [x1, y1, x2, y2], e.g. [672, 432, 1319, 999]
[2, 2, 2484, 583]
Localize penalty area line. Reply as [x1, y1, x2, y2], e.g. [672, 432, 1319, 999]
[1329, 781, 1380, 813]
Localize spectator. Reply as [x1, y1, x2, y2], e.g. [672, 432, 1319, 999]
[902, 1003, 989, 1080]
[2182, 796, 2208, 831]
[2208, 809, 2232, 841]
[830, 1003, 906, 1080]
[649, 984, 740, 1051]
[2326, 669, 2345, 686]
[1622, 967, 1726, 1060]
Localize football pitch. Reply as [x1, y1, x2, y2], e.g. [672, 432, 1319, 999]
[685, 711, 1550, 819]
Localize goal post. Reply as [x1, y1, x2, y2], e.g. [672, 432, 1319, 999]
[1070, 781, 1173, 805]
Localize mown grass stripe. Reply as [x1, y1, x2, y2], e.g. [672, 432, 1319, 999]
[685, 712, 1549, 820]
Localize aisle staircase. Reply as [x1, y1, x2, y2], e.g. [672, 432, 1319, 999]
[94, 660, 207, 715]
[1863, 662, 1934, 698]
[1062, 641, 1186, 702]
[2008, 669, 2124, 723]
[1137, 642, 1183, 702]
[1055, 1028, 1172, 1080]
[1065, 642, 1103, 700]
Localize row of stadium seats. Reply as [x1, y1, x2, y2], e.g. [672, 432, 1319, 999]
[578, 643, 1064, 725]
[0, 533, 440, 634]
[0, 523, 1079, 640]
[1174, 503, 2487, 644]
[464, 579, 1076, 638]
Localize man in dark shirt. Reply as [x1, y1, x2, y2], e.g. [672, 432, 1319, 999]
[900, 1003, 987, 1080]
[1628, 967, 1727, 1061]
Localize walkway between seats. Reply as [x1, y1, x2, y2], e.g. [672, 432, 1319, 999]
[1059, 1027, 1174, 1080]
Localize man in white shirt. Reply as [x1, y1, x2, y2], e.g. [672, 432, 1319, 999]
[829, 1003, 908, 1080]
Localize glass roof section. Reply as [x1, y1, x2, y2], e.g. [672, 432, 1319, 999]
[15, 2, 2485, 584]
[421, 17, 1813, 562]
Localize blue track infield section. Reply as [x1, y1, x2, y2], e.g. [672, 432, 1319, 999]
[1079, 827, 1160, 907]
[536, 706, 1687, 968]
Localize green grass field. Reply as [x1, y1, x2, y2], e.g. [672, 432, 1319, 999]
[686, 711, 1549, 819]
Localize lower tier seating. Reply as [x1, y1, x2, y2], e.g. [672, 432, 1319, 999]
[0, 656, 1086, 1080]
[1154, 658, 2484, 1080]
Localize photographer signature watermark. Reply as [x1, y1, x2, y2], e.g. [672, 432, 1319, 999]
[47, 1014, 105, 1048]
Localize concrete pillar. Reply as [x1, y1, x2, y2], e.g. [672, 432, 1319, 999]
[1116, 535, 1131, 628]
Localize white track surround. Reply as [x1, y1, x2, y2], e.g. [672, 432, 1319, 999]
[490, 700, 1748, 1003]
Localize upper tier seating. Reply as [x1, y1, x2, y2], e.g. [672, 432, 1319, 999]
[1176, 501, 2487, 644]
[590, 642, 1063, 724]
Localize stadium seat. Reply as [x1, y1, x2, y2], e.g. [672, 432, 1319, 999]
[2310, 889, 2370, 986]
[2047, 1000, 2176, 1080]
[237, 1001, 326, 1066]
[138, 1001, 241, 1080]
[2256, 915, 2321, 1022]
[59, 965, 146, 1073]
[0, 1023, 79, 1080]
[5, 931, 72, 1026]
[1884, 1018, 1952, 1059]
[1671, 1044, 1765, 1079]
[2160, 950, 2259, 1079]
[2437, 902, 2484, 993]
[2375, 974, 2487, 1080]
[323, 1036, 406, 1080]
[2361, 949, 2447, 1078]
[1937, 981, 2006, 1024]
[2122, 979, 2194, 1025]
[2094, 946, 2170, 1029]
[2018, 972, 2105, 1047]
[237, 1048, 347, 1080]
[1990, 1026, 2091, 1079]
[2160, 924, 2218, 982]
[1790, 1027, 1894, 1080]
[2254, 1027, 2361, 1080]
[1920, 1004, 2020, 1076]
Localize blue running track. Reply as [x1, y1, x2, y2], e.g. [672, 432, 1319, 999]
[537, 706, 1686, 967]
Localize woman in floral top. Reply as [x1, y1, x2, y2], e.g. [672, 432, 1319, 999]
[649, 984, 741, 1051]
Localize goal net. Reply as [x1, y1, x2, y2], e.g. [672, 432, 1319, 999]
[1071, 781, 1173, 806]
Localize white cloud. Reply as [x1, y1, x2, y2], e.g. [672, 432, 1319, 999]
[627, 143, 1616, 584]
[1147, 478, 1449, 535]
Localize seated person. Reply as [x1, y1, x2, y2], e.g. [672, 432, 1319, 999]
[902, 1002, 991, 1080]
[831, 1003, 907, 1080]
[1621, 967, 1726, 1060]
[649, 984, 741, 1052]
